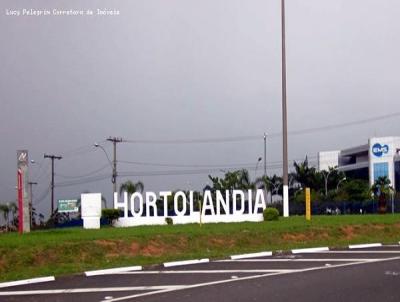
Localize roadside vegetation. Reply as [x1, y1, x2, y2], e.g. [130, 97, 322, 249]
[1, 157, 399, 281]
[1, 215, 400, 282]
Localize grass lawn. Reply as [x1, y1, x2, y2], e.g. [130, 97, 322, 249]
[0, 214, 400, 281]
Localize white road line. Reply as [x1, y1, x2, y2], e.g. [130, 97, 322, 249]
[322, 250, 400, 254]
[219, 258, 380, 262]
[116, 269, 298, 274]
[85, 266, 142, 276]
[292, 247, 329, 254]
[0, 276, 55, 289]
[230, 251, 272, 260]
[101, 256, 400, 302]
[163, 258, 209, 267]
[349, 243, 382, 249]
[0, 286, 184, 296]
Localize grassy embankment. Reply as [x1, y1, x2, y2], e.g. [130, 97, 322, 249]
[1, 214, 400, 281]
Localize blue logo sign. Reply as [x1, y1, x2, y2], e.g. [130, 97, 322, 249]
[372, 143, 389, 157]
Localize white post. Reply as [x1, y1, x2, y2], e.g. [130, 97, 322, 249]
[283, 185, 289, 217]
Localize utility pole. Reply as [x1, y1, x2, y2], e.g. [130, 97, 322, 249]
[281, 0, 289, 217]
[44, 154, 62, 215]
[263, 133, 267, 177]
[28, 181, 38, 227]
[106, 137, 123, 195]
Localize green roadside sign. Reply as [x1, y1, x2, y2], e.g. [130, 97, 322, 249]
[58, 199, 79, 213]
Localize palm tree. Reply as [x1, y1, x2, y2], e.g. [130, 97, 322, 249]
[293, 157, 319, 190]
[255, 175, 272, 203]
[119, 180, 144, 197]
[0, 203, 10, 232]
[371, 176, 394, 214]
[236, 169, 254, 190]
[8, 202, 18, 227]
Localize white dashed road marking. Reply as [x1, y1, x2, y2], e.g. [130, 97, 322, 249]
[116, 269, 299, 274]
[0, 276, 55, 289]
[0, 286, 184, 296]
[3, 246, 400, 302]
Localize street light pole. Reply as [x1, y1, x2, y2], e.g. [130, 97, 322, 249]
[336, 177, 347, 192]
[44, 154, 62, 215]
[28, 181, 37, 228]
[281, 0, 289, 217]
[107, 137, 123, 195]
[322, 170, 333, 196]
[255, 157, 262, 180]
[264, 133, 267, 177]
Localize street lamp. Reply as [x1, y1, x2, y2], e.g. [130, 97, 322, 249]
[294, 187, 303, 199]
[336, 177, 347, 192]
[94, 143, 114, 196]
[28, 159, 37, 228]
[263, 178, 282, 203]
[255, 157, 262, 180]
[322, 170, 334, 196]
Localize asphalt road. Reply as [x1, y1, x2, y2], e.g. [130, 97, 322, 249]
[1, 246, 400, 302]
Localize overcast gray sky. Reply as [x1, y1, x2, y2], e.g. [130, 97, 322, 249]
[1, 0, 399, 217]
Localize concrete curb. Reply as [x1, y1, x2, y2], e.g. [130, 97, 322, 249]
[0, 276, 55, 289]
[163, 259, 209, 268]
[85, 266, 142, 276]
[230, 251, 273, 260]
[292, 247, 329, 254]
[349, 243, 382, 249]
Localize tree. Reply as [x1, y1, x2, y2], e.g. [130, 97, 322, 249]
[8, 202, 18, 228]
[119, 180, 144, 197]
[208, 169, 254, 193]
[336, 179, 370, 202]
[119, 180, 144, 212]
[371, 176, 394, 214]
[0, 203, 10, 232]
[256, 174, 282, 203]
[293, 157, 320, 190]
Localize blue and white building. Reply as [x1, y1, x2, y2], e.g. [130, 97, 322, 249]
[318, 137, 400, 191]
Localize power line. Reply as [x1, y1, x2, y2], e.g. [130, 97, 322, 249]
[62, 140, 106, 158]
[117, 157, 316, 168]
[124, 135, 260, 144]
[118, 160, 267, 168]
[123, 111, 400, 144]
[54, 163, 110, 179]
[34, 185, 51, 206]
[55, 174, 110, 187]
[54, 158, 324, 187]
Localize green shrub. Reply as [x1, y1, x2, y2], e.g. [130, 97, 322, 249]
[165, 217, 173, 225]
[263, 207, 279, 221]
[101, 209, 120, 225]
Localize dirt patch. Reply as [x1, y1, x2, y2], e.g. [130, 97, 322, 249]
[130, 242, 140, 254]
[370, 224, 385, 230]
[141, 240, 171, 257]
[0, 257, 6, 271]
[340, 226, 356, 240]
[209, 237, 235, 248]
[33, 249, 58, 266]
[282, 233, 308, 242]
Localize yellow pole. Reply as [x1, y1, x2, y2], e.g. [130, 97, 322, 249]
[305, 187, 311, 221]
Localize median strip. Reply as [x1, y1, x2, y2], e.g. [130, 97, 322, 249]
[291, 247, 329, 254]
[0, 276, 55, 289]
[85, 266, 142, 277]
[230, 251, 272, 260]
[163, 259, 209, 267]
[349, 243, 382, 249]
